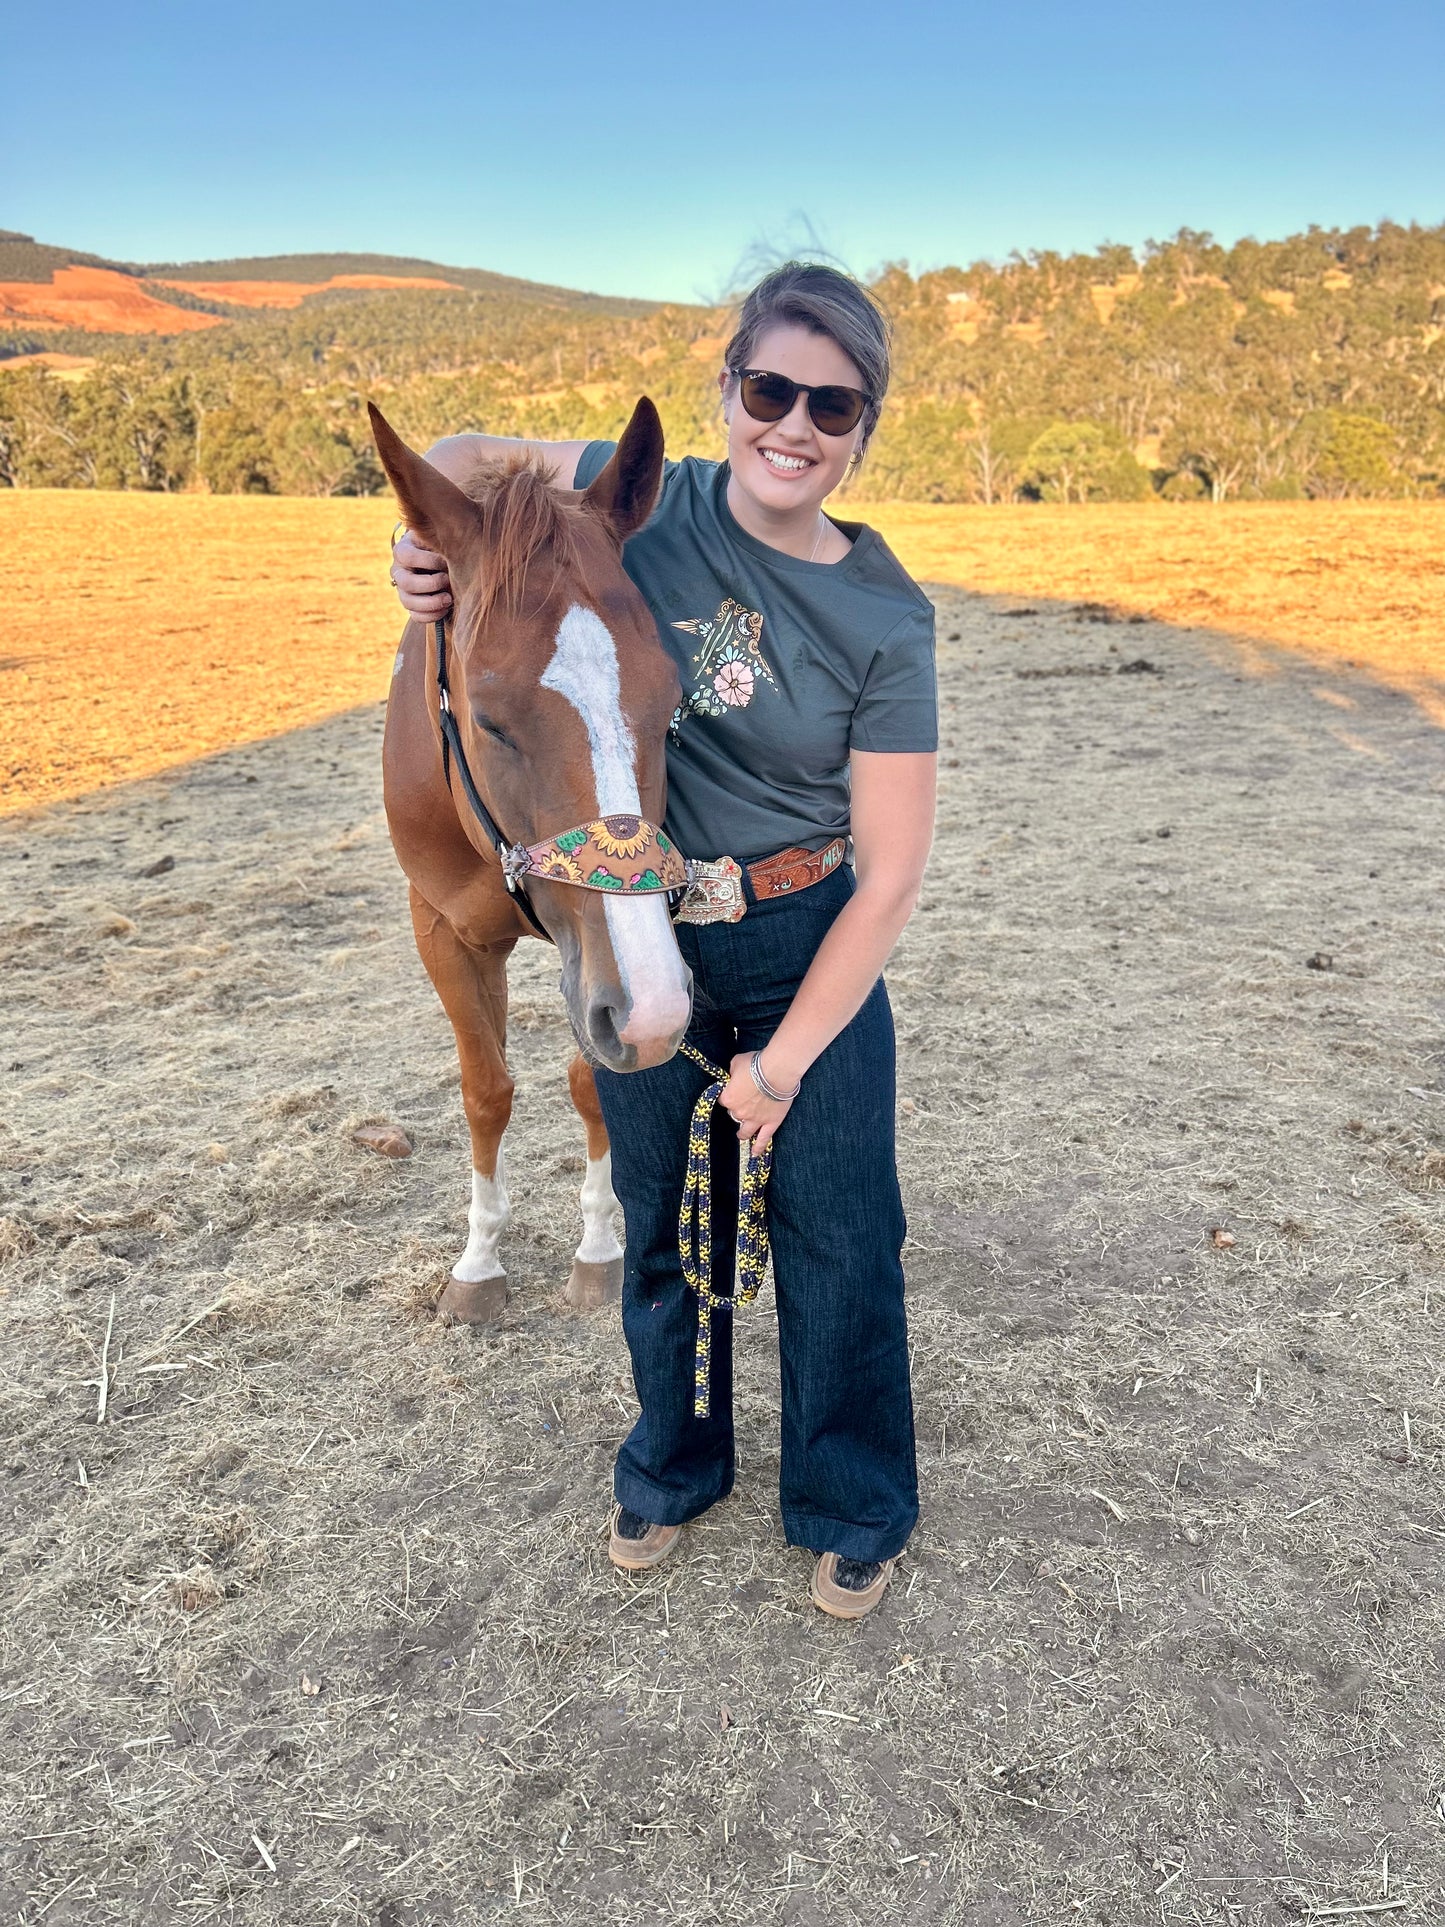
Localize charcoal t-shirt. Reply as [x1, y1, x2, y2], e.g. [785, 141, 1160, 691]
[573, 443, 937, 864]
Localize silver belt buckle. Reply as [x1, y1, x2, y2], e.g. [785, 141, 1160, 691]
[674, 854, 746, 925]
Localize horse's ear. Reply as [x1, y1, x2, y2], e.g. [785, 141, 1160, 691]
[582, 396, 664, 541]
[368, 403, 482, 561]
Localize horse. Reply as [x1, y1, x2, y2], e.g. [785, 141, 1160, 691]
[367, 398, 694, 1322]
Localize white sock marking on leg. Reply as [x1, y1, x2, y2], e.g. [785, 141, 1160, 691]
[453, 1145, 511, 1282]
[576, 1150, 624, 1266]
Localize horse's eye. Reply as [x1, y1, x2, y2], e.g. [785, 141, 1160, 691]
[473, 711, 519, 749]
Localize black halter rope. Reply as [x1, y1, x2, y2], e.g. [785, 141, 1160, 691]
[433, 615, 554, 941]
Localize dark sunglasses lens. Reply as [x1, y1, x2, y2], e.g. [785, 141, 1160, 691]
[807, 387, 865, 435]
[739, 372, 795, 422]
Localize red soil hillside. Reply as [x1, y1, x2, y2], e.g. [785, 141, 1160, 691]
[0, 262, 462, 335]
[0, 234, 656, 333]
[0, 265, 222, 334]
[158, 273, 463, 308]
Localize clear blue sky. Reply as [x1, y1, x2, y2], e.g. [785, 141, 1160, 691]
[6, 0, 1443, 302]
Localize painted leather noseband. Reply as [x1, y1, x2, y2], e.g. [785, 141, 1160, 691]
[432, 617, 689, 941]
[505, 816, 688, 896]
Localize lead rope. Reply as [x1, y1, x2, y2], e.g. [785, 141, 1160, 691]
[677, 1042, 773, 1418]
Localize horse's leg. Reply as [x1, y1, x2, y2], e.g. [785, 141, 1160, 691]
[564, 1052, 624, 1310]
[410, 884, 516, 1323]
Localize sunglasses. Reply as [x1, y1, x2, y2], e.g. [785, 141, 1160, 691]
[733, 367, 870, 438]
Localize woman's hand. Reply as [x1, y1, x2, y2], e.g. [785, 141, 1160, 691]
[719, 1051, 796, 1157]
[391, 528, 453, 620]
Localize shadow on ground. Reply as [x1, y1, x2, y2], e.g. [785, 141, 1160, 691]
[1, 591, 1442, 1923]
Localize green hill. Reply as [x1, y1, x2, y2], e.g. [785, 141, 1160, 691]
[3, 219, 1443, 500]
[0, 230, 133, 282]
[138, 249, 653, 314]
[0, 229, 655, 314]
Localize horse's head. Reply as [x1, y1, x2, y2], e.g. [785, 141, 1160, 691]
[369, 398, 692, 1072]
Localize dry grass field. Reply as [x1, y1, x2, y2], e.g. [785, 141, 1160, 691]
[2, 494, 1443, 816]
[1, 492, 1444, 1924]
[865, 501, 1445, 729]
[0, 493, 401, 814]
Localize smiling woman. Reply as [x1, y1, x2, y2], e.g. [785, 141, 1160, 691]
[719, 261, 891, 533]
[390, 261, 938, 1622]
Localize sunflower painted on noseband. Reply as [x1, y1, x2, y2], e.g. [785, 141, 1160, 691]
[517, 814, 689, 895]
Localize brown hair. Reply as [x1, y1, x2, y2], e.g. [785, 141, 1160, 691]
[463, 454, 578, 625]
[722, 260, 892, 456]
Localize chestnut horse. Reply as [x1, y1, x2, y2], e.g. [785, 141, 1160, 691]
[368, 398, 693, 1321]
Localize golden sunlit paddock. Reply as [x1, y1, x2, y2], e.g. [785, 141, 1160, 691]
[2, 490, 1442, 814]
[865, 498, 1445, 729]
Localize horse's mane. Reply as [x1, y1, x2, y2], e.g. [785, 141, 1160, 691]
[461, 453, 580, 625]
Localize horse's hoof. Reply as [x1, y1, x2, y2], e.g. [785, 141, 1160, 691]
[439, 1274, 507, 1323]
[564, 1256, 623, 1310]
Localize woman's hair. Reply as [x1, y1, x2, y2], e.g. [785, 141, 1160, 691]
[722, 260, 891, 457]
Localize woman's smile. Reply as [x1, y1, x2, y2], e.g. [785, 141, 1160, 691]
[757, 445, 818, 476]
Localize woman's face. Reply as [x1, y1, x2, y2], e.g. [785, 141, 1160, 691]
[719, 321, 867, 516]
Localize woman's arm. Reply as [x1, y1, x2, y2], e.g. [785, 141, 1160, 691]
[718, 749, 937, 1153]
[424, 432, 592, 491]
[390, 433, 594, 619]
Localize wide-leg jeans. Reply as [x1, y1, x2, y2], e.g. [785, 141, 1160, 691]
[594, 863, 919, 1564]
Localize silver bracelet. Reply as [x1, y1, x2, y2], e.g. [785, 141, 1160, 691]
[750, 1049, 801, 1104]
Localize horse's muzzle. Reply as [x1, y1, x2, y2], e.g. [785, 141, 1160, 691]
[584, 973, 692, 1073]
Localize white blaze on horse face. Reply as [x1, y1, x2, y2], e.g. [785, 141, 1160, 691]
[541, 605, 638, 815]
[576, 1151, 624, 1266]
[540, 604, 691, 1046]
[453, 1145, 511, 1283]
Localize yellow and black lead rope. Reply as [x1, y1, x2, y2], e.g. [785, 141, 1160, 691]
[677, 1042, 773, 1419]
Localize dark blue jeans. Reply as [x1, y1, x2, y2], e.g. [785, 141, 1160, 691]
[594, 863, 919, 1564]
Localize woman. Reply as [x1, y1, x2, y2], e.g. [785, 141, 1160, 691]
[391, 263, 937, 1620]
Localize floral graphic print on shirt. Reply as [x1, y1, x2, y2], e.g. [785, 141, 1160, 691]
[670, 596, 777, 725]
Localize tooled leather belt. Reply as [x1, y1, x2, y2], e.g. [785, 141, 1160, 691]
[672, 836, 846, 926]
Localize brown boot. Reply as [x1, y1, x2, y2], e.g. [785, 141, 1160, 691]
[608, 1504, 682, 1573]
[810, 1552, 896, 1620]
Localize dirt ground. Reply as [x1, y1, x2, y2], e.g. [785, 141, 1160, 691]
[2, 531, 1444, 1923]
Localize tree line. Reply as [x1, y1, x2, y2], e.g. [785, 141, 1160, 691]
[2, 221, 1442, 502]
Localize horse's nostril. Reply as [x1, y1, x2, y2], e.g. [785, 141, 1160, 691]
[586, 994, 625, 1062]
